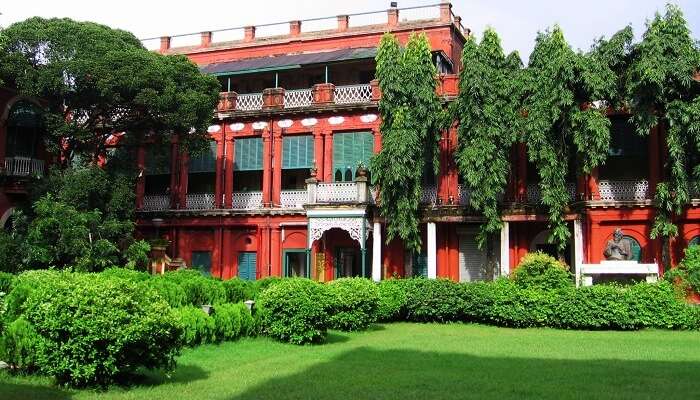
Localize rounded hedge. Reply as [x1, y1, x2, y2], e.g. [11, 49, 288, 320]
[223, 278, 255, 303]
[173, 306, 216, 346]
[326, 278, 379, 331]
[163, 270, 227, 306]
[213, 303, 243, 341]
[376, 279, 409, 322]
[404, 278, 465, 322]
[22, 272, 183, 387]
[145, 277, 187, 308]
[0, 317, 41, 371]
[512, 252, 573, 290]
[257, 278, 329, 344]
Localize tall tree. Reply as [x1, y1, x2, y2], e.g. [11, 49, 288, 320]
[625, 4, 700, 265]
[454, 29, 524, 247]
[0, 17, 220, 163]
[372, 33, 442, 252]
[523, 26, 618, 253]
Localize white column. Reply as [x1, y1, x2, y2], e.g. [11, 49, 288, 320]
[573, 219, 584, 287]
[372, 222, 382, 282]
[427, 222, 437, 279]
[500, 222, 510, 277]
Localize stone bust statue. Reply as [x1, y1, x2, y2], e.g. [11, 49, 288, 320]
[603, 228, 632, 261]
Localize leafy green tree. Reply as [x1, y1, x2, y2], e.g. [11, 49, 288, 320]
[625, 4, 700, 265]
[454, 29, 524, 247]
[522, 26, 619, 253]
[0, 17, 219, 163]
[372, 33, 442, 252]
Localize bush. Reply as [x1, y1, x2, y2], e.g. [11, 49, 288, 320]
[512, 252, 573, 290]
[668, 245, 700, 293]
[326, 278, 379, 331]
[481, 279, 558, 328]
[22, 272, 182, 387]
[163, 270, 227, 306]
[404, 278, 464, 322]
[100, 267, 151, 283]
[0, 317, 41, 371]
[257, 278, 329, 344]
[626, 282, 699, 329]
[223, 278, 255, 303]
[238, 303, 255, 336]
[0, 271, 15, 294]
[376, 279, 409, 322]
[213, 303, 242, 341]
[252, 276, 283, 297]
[146, 277, 187, 308]
[551, 285, 631, 329]
[173, 306, 216, 346]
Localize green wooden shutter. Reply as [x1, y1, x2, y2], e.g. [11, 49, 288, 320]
[624, 236, 642, 262]
[282, 135, 314, 169]
[234, 138, 263, 171]
[191, 251, 212, 276]
[189, 142, 217, 173]
[332, 132, 373, 181]
[412, 253, 428, 278]
[238, 252, 257, 281]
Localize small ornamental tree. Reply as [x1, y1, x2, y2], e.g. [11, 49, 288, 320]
[372, 33, 443, 252]
[454, 29, 524, 247]
[625, 5, 700, 266]
[522, 26, 619, 253]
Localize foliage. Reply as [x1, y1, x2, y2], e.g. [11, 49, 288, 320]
[375, 279, 409, 322]
[454, 29, 524, 246]
[163, 269, 227, 306]
[372, 32, 442, 252]
[325, 278, 380, 331]
[511, 252, 573, 290]
[251, 276, 283, 297]
[404, 279, 465, 322]
[0, 230, 23, 274]
[522, 26, 620, 252]
[100, 266, 151, 282]
[0, 272, 15, 295]
[146, 276, 187, 308]
[0, 17, 220, 163]
[624, 5, 700, 251]
[212, 303, 243, 342]
[0, 317, 41, 371]
[124, 240, 151, 271]
[174, 306, 216, 347]
[666, 244, 700, 293]
[257, 279, 329, 345]
[21, 272, 182, 387]
[222, 278, 255, 303]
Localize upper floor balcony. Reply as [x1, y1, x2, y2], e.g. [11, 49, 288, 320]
[2, 157, 45, 178]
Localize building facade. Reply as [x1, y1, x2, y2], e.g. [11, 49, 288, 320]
[126, 3, 700, 283]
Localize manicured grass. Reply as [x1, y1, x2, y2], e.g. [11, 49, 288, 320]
[2, 323, 699, 400]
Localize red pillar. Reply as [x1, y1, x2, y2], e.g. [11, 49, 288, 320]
[438, 130, 449, 203]
[222, 229, 232, 279]
[224, 136, 234, 208]
[588, 167, 600, 200]
[516, 143, 527, 202]
[648, 125, 660, 198]
[272, 130, 283, 206]
[271, 225, 282, 277]
[213, 228, 223, 278]
[437, 223, 447, 278]
[323, 130, 333, 182]
[262, 128, 272, 206]
[590, 222, 601, 264]
[178, 152, 189, 209]
[136, 146, 145, 210]
[214, 138, 224, 208]
[169, 142, 179, 209]
[448, 225, 460, 281]
[372, 126, 382, 153]
[313, 128, 324, 178]
[447, 126, 459, 204]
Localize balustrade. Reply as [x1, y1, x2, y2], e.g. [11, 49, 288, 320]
[142, 195, 170, 211]
[334, 84, 373, 104]
[236, 93, 264, 111]
[231, 191, 263, 209]
[284, 89, 313, 109]
[280, 190, 307, 208]
[598, 180, 649, 201]
[186, 193, 215, 210]
[316, 182, 359, 203]
[3, 157, 44, 177]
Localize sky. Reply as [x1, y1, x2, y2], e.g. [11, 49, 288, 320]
[1, 0, 698, 61]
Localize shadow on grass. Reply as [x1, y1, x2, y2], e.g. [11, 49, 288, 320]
[130, 363, 209, 387]
[0, 381, 73, 400]
[229, 347, 700, 400]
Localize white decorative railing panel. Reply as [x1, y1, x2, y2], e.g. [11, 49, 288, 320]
[284, 89, 313, 109]
[317, 182, 358, 203]
[334, 84, 372, 104]
[186, 193, 215, 210]
[458, 184, 470, 205]
[280, 190, 307, 208]
[236, 93, 263, 111]
[421, 185, 437, 204]
[231, 191, 263, 209]
[3, 157, 44, 177]
[598, 180, 649, 201]
[143, 195, 170, 211]
[526, 183, 577, 203]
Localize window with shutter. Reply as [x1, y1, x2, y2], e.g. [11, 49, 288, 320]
[458, 231, 488, 282]
[191, 251, 212, 276]
[282, 135, 314, 169]
[238, 252, 257, 281]
[189, 141, 218, 173]
[234, 137, 263, 171]
[332, 131, 373, 182]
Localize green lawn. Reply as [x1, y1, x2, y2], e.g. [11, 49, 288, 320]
[2, 323, 700, 400]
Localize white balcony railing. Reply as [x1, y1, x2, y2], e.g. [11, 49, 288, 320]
[236, 93, 264, 111]
[317, 182, 359, 203]
[3, 157, 44, 177]
[334, 84, 373, 104]
[231, 191, 263, 209]
[280, 190, 307, 208]
[458, 184, 470, 205]
[143, 195, 170, 211]
[186, 193, 215, 210]
[526, 183, 577, 203]
[598, 180, 649, 201]
[284, 89, 313, 109]
[421, 185, 437, 204]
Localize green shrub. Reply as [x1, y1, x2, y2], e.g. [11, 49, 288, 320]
[238, 303, 255, 336]
[213, 303, 242, 341]
[23, 272, 182, 387]
[625, 282, 699, 329]
[404, 278, 464, 322]
[257, 278, 329, 344]
[551, 285, 630, 329]
[173, 306, 216, 346]
[0, 271, 15, 294]
[100, 267, 151, 283]
[252, 276, 283, 297]
[326, 278, 379, 331]
[163, 270, 227, 306]
[146, 277, 187, 308]
[223, 278, 254, 302]
[376, 279, 409, 322]
[3, 283, 35, 324]
[0, 317, 41, 371]
[668, 245, 700, 293]
[512, 252, 573, 290]
[478, 279, 557, 328]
